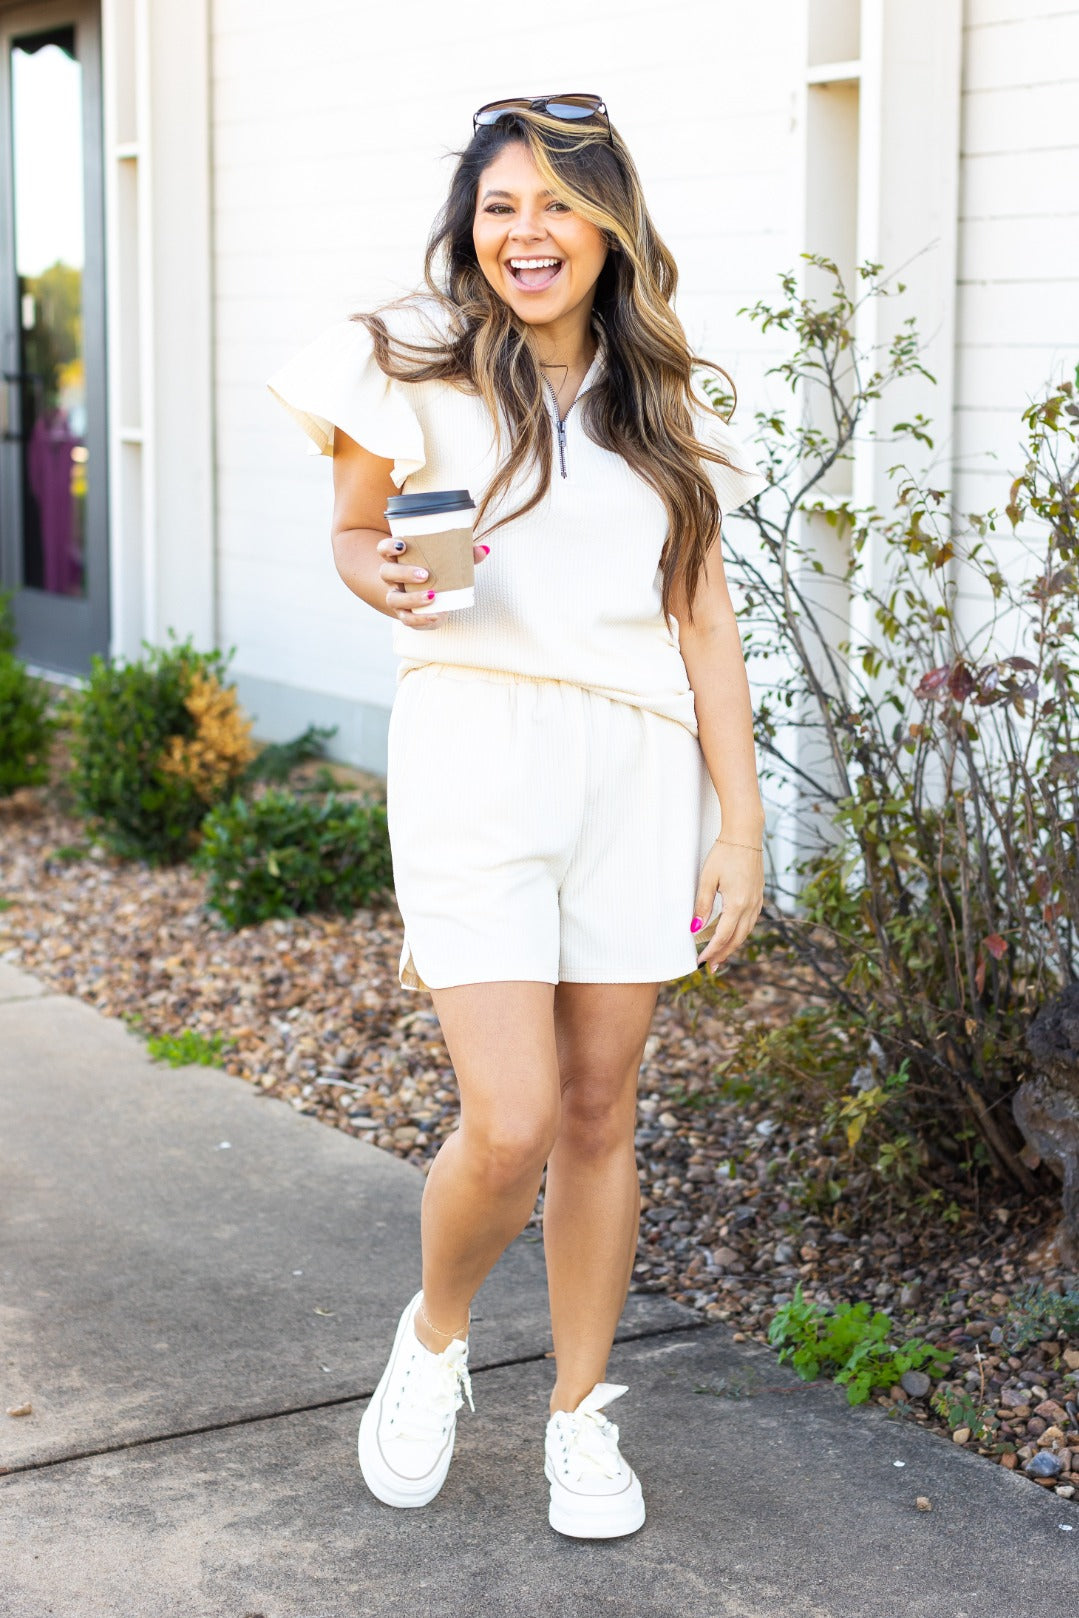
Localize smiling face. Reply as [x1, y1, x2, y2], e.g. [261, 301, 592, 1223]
[471, 141, 610, 336]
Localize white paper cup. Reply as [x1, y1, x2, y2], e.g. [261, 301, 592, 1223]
[385, 489, 477, 615]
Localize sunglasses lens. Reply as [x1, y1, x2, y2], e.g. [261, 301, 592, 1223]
[474, 99, 528, 126]
[544, 97, 602, 120]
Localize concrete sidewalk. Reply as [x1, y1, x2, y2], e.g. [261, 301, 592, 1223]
[1, 959, 1076, 1617]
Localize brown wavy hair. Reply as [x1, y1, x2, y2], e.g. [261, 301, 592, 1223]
[352, 106, 740, 628]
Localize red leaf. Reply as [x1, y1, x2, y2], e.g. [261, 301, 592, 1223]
[947, 663, 976, 701]
[974, 952, 987, 995]
[915, 665, 951, 698]
[983, 933, 1008, 960]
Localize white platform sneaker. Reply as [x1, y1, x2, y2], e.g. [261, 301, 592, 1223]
[544, 1382, 646, 1539]
[358, 1290, 474, 1508]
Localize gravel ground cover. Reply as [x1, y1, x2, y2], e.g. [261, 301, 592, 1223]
[2, 781, 1077, 1499]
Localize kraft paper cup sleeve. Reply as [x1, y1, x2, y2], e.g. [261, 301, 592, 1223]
[407, 527, 475, 593]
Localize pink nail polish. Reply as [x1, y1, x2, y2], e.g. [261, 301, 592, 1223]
[690, 917, 703, 934]
[479, 544, 490, 555]
[427, 590, 435, 599]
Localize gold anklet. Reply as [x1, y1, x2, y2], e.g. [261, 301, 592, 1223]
[418, 1297, 470, 1341]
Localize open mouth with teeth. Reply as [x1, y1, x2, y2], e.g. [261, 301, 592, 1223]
[506, 256, 565, 291]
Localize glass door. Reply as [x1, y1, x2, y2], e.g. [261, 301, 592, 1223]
[0, 0, 107, 674]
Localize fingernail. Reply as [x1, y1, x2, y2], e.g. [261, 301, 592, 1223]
[479, 544, 490, 555]
[427, 590, 435, 599]
[690, 917, 703, 934]
[413, 568, 428, 581]
[393, 541, 406, 552]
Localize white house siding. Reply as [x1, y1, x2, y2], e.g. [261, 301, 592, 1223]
[210, 0, 802, 771]
[954, 2, 1079, 537]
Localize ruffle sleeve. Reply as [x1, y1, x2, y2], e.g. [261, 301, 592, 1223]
[266, 316, 426, 488]
[691, 397, 768, 516]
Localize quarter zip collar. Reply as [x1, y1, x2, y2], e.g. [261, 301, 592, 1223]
[541, 324, 606, 479]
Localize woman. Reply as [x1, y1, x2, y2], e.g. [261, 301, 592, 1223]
[267, 93, 767, 1540]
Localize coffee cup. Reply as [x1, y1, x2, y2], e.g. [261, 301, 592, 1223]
[385, 489, 477, 615]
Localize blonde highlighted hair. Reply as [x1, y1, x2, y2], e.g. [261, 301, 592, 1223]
[353, 106, 738, 628]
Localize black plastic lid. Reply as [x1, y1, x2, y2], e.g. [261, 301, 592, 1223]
[385, 489, 475, 518]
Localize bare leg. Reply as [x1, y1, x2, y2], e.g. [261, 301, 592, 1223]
[543, 981, 659, 1413]
[414, 980, 561, 1354]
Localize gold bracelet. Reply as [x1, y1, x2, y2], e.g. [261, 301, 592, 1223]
[717, 837, 763, 853]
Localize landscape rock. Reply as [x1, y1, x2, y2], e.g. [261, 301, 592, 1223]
[1024, 1451, 1064, 1479]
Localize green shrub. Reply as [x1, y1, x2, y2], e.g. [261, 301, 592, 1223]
[67, 634, 256, 864]
[194, 786, 393, 929]
[0, 651, 55, 796]
[768, 1283, 954, 1405]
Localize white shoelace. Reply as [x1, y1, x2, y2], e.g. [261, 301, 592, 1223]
[386, 1337, 474, 1445]
[549, 1382, 628, 1482]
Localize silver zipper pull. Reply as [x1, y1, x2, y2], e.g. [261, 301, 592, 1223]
[557, 417, 567, 478]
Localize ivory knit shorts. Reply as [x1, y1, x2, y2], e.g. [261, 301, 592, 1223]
[386, 663, 722, 993]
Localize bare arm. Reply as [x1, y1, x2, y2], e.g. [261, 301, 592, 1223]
[329, 427, 446, 627]
[673, 544, 765, 838]
[671, 539, 765, 970]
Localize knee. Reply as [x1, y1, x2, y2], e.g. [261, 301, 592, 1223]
[465, 1111, 560, 1194]
[557, 1073, 636, 1162]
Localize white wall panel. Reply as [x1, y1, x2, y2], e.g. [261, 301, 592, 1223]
[953, 0, 1079, 638]
[960, 149, 1078, 218]
[965, 0, 1075, 22]
[963, 8, 1079, 81]
[960, 79, 1078, 153]
[958, 214, 1079, 283]
[955, 343, 1074, 410]
[957, 278, 1079, 346]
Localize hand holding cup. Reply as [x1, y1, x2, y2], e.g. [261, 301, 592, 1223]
[379, 489, 482, 630]
[378, 534, 491, 629]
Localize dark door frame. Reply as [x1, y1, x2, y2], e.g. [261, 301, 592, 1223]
[0, 0, 108, 674]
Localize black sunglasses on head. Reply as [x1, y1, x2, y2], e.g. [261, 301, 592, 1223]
[472, 93, 614, 147]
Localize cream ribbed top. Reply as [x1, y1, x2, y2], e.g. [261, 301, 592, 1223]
[267, 297, 766, 736]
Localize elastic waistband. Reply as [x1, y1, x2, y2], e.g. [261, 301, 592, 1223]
[398, 660, 582, 693]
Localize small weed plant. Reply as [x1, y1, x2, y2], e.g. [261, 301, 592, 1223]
[144, 1028, 236, 1068]
[929, 1384, 999, 1444]
[768, 1282, 954, 1405]
[1002, 1282, 1079, 1351]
